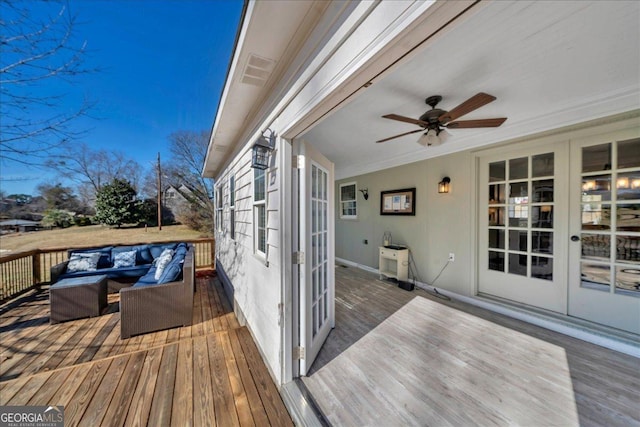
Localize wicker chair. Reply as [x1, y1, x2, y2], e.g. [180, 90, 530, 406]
[119, 246, 195, 339]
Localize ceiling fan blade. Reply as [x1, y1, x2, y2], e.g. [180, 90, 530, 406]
[446, 118, 507, 128]
[382, 114, 429, 127]
[439, 92, 496, 124]
[376, 128, 424, 143]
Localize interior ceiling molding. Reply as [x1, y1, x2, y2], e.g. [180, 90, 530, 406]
[335, 109, 640, 181]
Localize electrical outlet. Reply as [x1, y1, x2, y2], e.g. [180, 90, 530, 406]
[448, 253, 455, 262]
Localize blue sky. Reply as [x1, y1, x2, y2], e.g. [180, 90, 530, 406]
[1, 0, 243, 196]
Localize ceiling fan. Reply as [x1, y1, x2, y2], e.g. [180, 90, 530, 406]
[376, 92, 507, 146]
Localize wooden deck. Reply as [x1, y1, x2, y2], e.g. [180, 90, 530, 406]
[303, 265, 640, 427]
[0, 274, 293, 427]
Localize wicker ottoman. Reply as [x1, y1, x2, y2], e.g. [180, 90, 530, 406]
[50, 275, 108, 324]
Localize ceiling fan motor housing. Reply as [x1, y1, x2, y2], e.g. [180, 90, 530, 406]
[419, 109, 446, 127]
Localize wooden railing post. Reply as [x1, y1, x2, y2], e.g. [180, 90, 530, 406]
[32, 251, 42, 289]
[211, 239, 215, 269]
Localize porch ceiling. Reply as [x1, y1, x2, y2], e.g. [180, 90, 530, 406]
[301, 1, 640, 180]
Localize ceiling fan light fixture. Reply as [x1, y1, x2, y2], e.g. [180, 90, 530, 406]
[418, 129, 442, 147]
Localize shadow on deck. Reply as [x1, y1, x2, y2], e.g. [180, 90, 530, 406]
[0, 274, 292, 426]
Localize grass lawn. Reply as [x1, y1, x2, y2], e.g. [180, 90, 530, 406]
[0, 224, 210, 255]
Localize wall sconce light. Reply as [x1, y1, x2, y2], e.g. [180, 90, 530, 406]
[251, 129, 276, 170]
[359, 188, 369, 200]
[438, 176, 451, 194]
[632, 178, 640, 189]
[616, 176, 630, 189]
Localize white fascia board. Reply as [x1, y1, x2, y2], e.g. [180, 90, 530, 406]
[277, 0, 441, 138]
[208, 0, 376, 179]
[203, 1, 255, 178]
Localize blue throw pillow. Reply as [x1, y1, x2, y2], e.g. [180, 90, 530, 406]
[157, 258, 183, 284]
[149, 243, 177, 259]
[112, 245, 149, 266]
[135, 245, 153, 264]
[113, 250, 137, 268]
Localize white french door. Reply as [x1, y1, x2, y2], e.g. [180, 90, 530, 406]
[568, 132, 640, 334]
[478, 142, 569, 313]
[294, 141, 335, 375]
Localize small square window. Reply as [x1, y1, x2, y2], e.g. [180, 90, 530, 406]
[340, 182, 357, 219]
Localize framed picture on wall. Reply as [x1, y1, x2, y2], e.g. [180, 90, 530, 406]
[380, 188, 416, 216]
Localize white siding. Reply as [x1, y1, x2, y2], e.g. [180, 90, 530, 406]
[215, 143, 282, 384]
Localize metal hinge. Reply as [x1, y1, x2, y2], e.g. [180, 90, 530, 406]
[294, 346, 305, 360]
[292, 155, 305, 169]
[293, 251, 305, 265]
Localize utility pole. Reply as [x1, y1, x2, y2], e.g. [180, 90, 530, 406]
[157, 152, 162, 231]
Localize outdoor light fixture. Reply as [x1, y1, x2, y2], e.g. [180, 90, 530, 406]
[359, 188, 369, 200]
[251, 129, 276, 170]
[438, 176, 451, 194]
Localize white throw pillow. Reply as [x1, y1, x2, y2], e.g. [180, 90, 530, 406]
[154, 249, 174, 280]
[67, 252, 101, 272]
[113, 250, 137, 268]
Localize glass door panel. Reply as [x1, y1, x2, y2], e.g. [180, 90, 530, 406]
[569, 132, 640, 334]
[479, 142, 567, 314]
[579, 139, 640, 296]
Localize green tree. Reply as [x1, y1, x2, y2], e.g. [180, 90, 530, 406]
[41, 209, 74, 228]
[37, 183, 82, 212]
[94, 178, 141, 227]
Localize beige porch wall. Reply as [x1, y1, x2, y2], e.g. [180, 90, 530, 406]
[335, 150, 475, 297]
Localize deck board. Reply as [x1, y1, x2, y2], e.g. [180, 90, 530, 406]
[0, 275, 292, 426]
[303, 266, 640, 427]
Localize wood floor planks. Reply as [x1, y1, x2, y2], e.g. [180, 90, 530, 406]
[0, 275, 292, 426]
[303, 266, 640, 427]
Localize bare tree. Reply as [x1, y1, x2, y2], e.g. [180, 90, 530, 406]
[165, 130, 215, 231]
[45, 143, 142, 205]
[0, 1, 97, 165]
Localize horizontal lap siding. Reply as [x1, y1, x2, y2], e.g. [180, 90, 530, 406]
[214, 145, 283, 385]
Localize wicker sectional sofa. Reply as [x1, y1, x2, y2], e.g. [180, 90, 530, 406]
[120, 245, 195, 338]
[50, 242, 195, 338]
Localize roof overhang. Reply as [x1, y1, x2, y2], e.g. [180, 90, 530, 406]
[203, 0, 332, 178]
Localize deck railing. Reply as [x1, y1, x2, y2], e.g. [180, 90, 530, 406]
[0, 238, 215, 303]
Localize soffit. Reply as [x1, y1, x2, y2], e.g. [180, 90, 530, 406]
[300, 1, 640, 180]
[204, 0, 327, 177]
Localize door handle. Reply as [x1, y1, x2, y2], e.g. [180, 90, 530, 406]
[571, 235, 580, 242]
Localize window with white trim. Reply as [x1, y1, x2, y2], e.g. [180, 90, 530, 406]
[253, 168, 267, 255]
[340, 182, 357, 219]
[215, 185, 223, 232]
[229, 175, 235, 240]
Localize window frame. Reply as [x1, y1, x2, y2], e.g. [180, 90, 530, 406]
[229, 174, 236, 240]
[339, 182, 358, 219]
[215, 184, 223, 233]
[253, 168, 267, 257]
